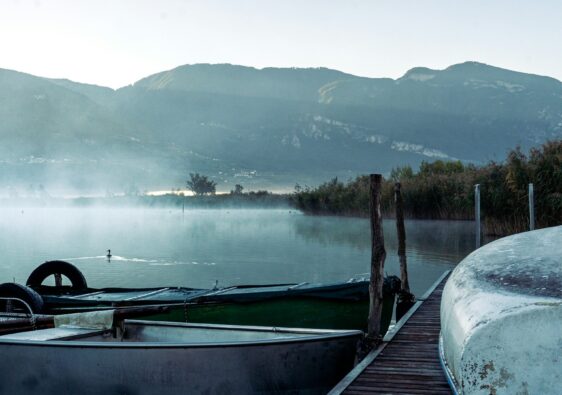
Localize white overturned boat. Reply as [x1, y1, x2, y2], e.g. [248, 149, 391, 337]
[0, 311, 362, 394]
[440, 226, 562, 394]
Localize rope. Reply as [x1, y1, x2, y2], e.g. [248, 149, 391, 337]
[0, 297, 37, 330]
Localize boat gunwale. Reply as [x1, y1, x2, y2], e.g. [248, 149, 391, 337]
[39, 280, 371, 300]
[46, 294, 371, 312]
[0, 319, 364, 349]
[438, 333, 460, 395]
[36, 283, 304, 297]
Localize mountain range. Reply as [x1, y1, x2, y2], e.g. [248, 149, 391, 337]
[1, 61, 561, 196]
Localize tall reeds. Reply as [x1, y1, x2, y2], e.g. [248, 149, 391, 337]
[292, 141, 562, 236]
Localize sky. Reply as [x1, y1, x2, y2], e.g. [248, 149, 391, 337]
[1, 0, 561, 89]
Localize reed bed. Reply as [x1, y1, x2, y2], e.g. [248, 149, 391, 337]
[293, 141, 562, 236]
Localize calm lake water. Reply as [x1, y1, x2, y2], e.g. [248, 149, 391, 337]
[0, 208, 476, 296]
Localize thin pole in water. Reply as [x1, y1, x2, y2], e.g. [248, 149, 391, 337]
[394, 182, 410, 294]
[475, 184, 481, 249]
[367, 174, 386, 342]
[529, 183, 535, 231]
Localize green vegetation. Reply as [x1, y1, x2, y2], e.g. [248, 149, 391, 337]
[151, 190, 287, 209]
[293, 141, 562, 236]
[231, 184, 244, 195]
[186, 173, 217, 196]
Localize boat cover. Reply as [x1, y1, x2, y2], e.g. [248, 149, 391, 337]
[40, 278, 401, 307]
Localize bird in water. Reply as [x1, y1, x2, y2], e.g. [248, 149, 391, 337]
[107, 249, 112, 262]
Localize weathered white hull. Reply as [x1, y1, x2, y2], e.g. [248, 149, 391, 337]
[440, 226, 562, 394]
[0, 321, 362, 394]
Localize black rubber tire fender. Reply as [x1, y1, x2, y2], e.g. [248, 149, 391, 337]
[0, 282, 44, 313]
[26, 260, 88, 290]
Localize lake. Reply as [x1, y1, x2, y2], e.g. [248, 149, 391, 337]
[0, 208, 476, 296]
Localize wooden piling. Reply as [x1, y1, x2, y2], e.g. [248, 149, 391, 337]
[367, 174, 386, 341]
[394, 182, 415, 321]
[394, 182, 410, 294]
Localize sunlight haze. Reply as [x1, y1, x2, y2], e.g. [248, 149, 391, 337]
[1, 0, 561, 88]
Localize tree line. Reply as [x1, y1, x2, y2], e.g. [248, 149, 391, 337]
[292, 141, 561, 236]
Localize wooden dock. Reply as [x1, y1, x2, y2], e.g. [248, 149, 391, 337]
[329, 270, 452, 395]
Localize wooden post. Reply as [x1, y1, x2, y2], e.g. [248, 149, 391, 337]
[528, 183, 535, 231]
[475, 184, 481, 249]
[394, 182, 410, 294]
[368, 174, 386, 340]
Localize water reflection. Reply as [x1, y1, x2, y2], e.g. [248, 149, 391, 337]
[294, 216, 475, 261]
[0, 208, 475, 296]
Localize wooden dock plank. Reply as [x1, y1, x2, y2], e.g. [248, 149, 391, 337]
[329, 271, 452, 395]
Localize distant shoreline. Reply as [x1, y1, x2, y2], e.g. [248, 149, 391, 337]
[0, 192, 292, 210]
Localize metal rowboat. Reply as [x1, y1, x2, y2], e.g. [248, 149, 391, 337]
[0, 316, 362, 395]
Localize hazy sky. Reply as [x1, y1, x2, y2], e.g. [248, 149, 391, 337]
[1, 0, 561, 88]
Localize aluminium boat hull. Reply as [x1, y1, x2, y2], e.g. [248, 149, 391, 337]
[0, 320, 362, 395]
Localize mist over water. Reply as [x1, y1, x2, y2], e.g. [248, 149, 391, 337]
[0, 208, 475, 295]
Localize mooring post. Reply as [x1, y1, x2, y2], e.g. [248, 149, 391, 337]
[528, 183, 535, 231]
[394, 182, 410, 294]
[475, 184, 481, 249]
[367, 174, 386, 341]
[394, 182, 416, 321]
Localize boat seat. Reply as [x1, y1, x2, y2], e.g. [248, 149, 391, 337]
[0, 327, 107, 341]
